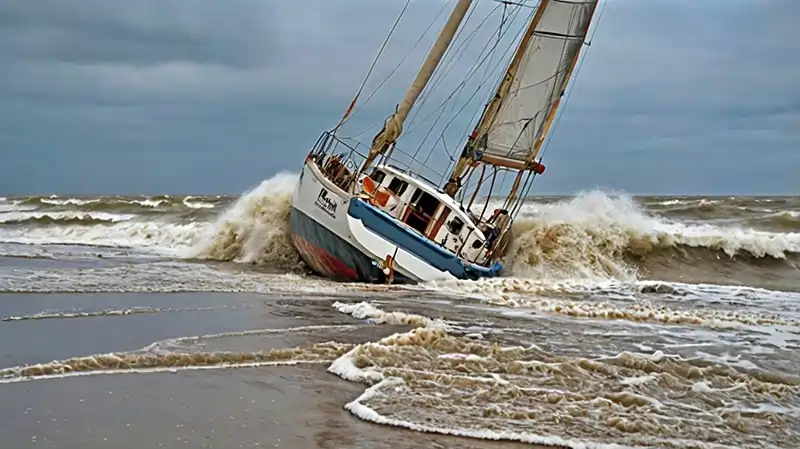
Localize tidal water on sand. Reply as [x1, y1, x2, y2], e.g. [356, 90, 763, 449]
[1, 175, 798, 449]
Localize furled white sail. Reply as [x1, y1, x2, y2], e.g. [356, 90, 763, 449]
[483, 0, 597, 163]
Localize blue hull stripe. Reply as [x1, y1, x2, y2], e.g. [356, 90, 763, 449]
[346, 199, 501, 280]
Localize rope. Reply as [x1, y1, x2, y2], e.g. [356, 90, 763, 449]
[334, 0, 412, 131]
[387, 3, 519, 181]
[404, 2, 484, 129]
[413, 3, 516, 159]
[339, 2, 527, 174]
[405, 4, 528, 167]
[438, 6, 533, 180]
[342, 1, 452, 131]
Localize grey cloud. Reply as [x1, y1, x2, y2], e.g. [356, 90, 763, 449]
[0, 0, 281, 68]
[0, 0, 531, 116]
[0, 0, 797, 195]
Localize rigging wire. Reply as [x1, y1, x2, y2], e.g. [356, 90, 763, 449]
[332, 0, 606, 221]
[412, 8, 489, 165]
[339, 2, 459, 142]
[503, 3, 583, 217]
[340, 2, 525, 175]
[339, 0, 452, 131]
[465, 0, 603, 218]
[375, 3, 525, 182]
[334, 0, 412, 131]
[404, 2, 486, 130]
[438, 6, 534, 183]
[510, 0, 607, 214]
[403, 4, 528, 166]
[410, 2, 513, 158]
[411, 3, 526, 139]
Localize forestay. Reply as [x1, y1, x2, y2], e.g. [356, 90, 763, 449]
[483, 0, 597, 163]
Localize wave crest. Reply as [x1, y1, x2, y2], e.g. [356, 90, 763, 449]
[0, 211, 134, 226]
[3, 178, 797, 284]
[504, 191, 799, 279]
[189, 172, 303, 270]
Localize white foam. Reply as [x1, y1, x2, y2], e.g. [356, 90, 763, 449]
[0, 359, 327, 385]
[343, 388, 639, 449]
[39, 198, 100, 206]
[328, 301, 641, 449]
[423, 276, 800, 311]
[188, 172, 300, 267]
[332, 301, 448, 329]
[1, 306, 221, 322]
[0, 220, 201, 254]
[0, 201, 40, 213]
[498, 190, 799, 279]
[0, 242, 156, 260]
[130, 199, 167, 208]
[0, 262, 350, 295]
[182, 196, 215, 209]
[0, 211, 135, 224]
[166, 324, 360, 346]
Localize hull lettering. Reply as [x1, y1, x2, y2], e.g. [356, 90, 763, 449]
[314, 188, 338, 218]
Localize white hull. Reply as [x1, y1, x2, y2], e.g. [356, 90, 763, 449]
[291, 159, 455, 283]
[292, 160, 351, 241]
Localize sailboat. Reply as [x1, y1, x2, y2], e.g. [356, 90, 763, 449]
[290, 0, 599, 284]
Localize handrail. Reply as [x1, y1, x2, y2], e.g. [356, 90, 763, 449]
[384, 164, 441, 190]
[313, 130, 452, 193]
[311, 130, 496, 266]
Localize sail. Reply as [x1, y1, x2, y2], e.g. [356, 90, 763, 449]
[481, 0, 597, 164]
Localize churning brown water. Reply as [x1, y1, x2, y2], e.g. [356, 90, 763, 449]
[1, 177, 798, 448]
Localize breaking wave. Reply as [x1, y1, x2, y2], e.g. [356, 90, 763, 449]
[0, 211, 135, 226]
[2, 176, 798, 284]
[505, 191, 800, 281]
[188, 172, 303, 270]
[9, 195, 223, 212]
[187, 180, 798, 283]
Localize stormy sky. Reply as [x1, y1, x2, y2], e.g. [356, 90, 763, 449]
[1, 0, 797, 195]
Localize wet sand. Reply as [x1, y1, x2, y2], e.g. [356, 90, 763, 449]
[0, 291, 551, 449]
[3, 366, 551, 449]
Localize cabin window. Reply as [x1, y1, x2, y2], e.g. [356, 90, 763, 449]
[471, 239, 484, 249]
[387, 178, 408, 196]
[446, 217, 464, 235]
[404, 188, 440, 234]
[371, 169, 386, 184]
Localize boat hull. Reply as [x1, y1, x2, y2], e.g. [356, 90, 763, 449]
[290, 207, 376, 281]
[290, 159, 413, 283]
[289, 158, 501, 284]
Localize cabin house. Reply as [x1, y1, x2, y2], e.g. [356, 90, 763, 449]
[359, 165, 497, 263]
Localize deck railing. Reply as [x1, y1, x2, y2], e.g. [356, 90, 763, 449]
[308, 131, 370, 191]
[307, 130, 500, 266]
[309, 131, 451, 192]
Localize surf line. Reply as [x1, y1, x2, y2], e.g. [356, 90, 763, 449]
[1, 323, 365, 384]
[1, 306, 225, 322]
[0, 359, 331, 385]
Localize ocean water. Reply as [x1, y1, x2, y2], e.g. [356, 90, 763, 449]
[1, 174, 798, 449]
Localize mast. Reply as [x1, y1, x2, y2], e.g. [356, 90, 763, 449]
[443, 0, 599, 198]
[444, 1, 549, 198]
[358, 0, 473, 176]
